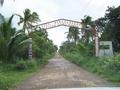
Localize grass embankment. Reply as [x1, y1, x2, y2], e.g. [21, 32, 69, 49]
[0, 54, 54, 90]
[63, 52, 120, 85]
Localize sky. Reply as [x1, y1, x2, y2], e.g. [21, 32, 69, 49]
[0, 0, 120, 47]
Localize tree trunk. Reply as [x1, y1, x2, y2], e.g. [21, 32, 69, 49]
[28, 38, 32, 59]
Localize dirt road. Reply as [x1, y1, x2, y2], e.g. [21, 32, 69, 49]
[15, 55, 113, 90]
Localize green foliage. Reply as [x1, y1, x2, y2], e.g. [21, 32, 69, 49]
[0, 62, 37, 90]
[26, 59, 37, 69]
[0, 14, 14, 61]
[81, 15, 93, 26]
[0, 12, 56, 63]
[60, 41, 94, 57]
[63, 52, 120, 83]
[100, 6, 120, 52]
[102, 54, 120, 73]
[66, 26, 80, 44]
[17, 8, 40, 34]
[32, 30, 56, 59]
[0, 9, 55, 90]
[81, 15, 94, 44]
[0, 56, 51, 90]
[15, 59, 40, 70]
[0, 14, 29, 63]
[0, 75, 11, 90]
[60, 29, 120, 83]
[15, 60, 28, 70]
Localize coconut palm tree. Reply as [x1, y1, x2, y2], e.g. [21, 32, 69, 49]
[0, 14, 13, 61]
[66, 26, 80, 44]
[81, 15, 93, 43]
[16, 8, 40, 59]
[67, 27, 74, 41]
[16, 9, 40, 35]
[71, 27, 80, 44]
[0, 14, 29, 62]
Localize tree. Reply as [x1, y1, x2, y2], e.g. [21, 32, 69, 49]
[81, 15, 93, 43]
[16, 8, 40, 59]
[81, 15, 93, 27]
[32, 29, 56, 59]
[0, 14, 28, 62]
[66, 26, 80, 44]
[59, 41, 76, 53]
[16, 9, 40, 35]
[101, 6, 120, 52]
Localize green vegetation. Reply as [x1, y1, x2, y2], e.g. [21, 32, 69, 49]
[62, 52, 120, 83]
[60, 40, 120, 84]
[97, 6, 120, 52]
[0, 1, 120, 89]
[60, 6, 120, 84]
[0, 9, 57, 90]
[65, 26, 80, 44]
[0, 57, 51, 90]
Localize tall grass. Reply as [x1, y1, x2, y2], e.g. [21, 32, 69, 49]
[0, 54, 54, 90]
[64, 52, 120, 83]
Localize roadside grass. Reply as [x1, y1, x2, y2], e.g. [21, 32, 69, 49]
[63, 52, 120, 85]
[0, 54, 54, 90]
[0, 65, 36, 90]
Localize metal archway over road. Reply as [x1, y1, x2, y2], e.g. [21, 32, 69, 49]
[34, 19, 82, 29]
[29, 19, 83, 59]
[31, 19, 99, 58]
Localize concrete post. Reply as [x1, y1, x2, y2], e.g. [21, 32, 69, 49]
[95, 36, 99, 57]
[28, 38, 32, 59]
[93, 26, 99, 57]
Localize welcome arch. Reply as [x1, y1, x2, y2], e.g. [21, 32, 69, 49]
[34, 19, 82, 29]
[29, 19, 99, 59]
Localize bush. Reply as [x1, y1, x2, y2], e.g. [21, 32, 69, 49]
[26, 59, 37, 69]
[15, 60, 27, 70]
[63, 52, 120, 83]
[104, 54, 120, 73]
[0, 75, 10, 90]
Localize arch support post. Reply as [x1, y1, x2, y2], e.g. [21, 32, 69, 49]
[95, 36, 99, 57]
[28, 38, 32, 59]
[94, 26, 99, 57]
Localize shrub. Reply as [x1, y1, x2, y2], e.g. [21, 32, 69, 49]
[105, 54, 120, 73]
[0, 75, 10, 90]
[37, 59, 48, 66]
[64, 52, 120, 82]
[26, 59, 37, 69]
[15, 60, 27, 70]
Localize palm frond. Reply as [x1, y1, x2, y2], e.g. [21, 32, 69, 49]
[18, 38, 30, 46]
[7, 31, 22, 48]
